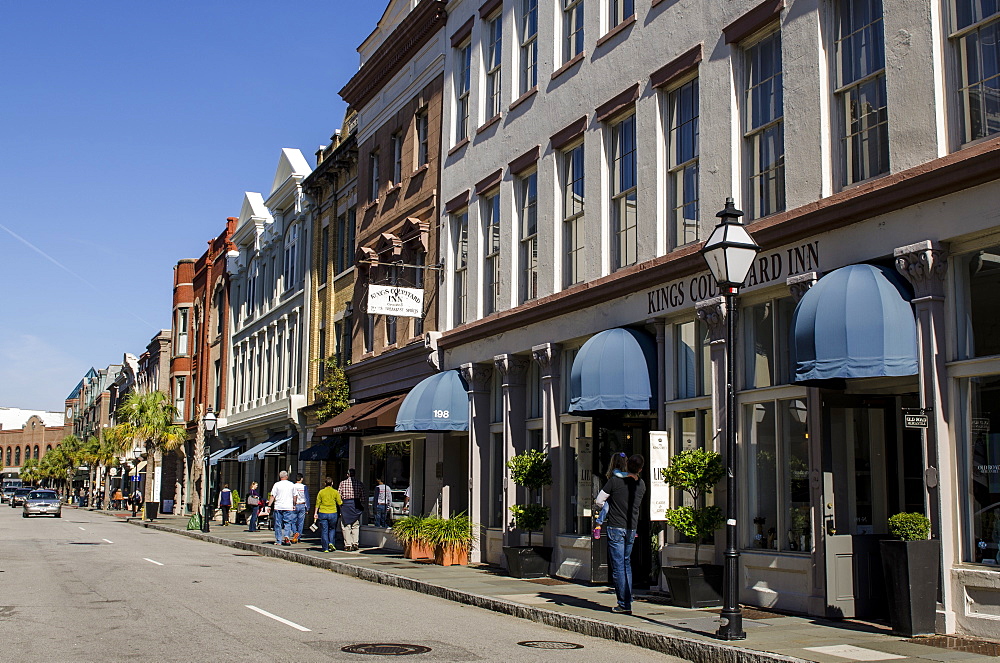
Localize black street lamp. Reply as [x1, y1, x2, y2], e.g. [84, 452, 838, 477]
[700, 197, 760, 642]
[202, 406, 218, 533]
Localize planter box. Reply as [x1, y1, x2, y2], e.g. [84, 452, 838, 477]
[434, 545, 469, 567]
[403, 541, 434, 560]
[880, 539, 940, 636]
[662, 565, 723, 608]
[503, 546, 552, 579]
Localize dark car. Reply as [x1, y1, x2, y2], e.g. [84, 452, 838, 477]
[23, 490, 61, 518]
[1, 486, 18, 503]
[10, 487, 34, 508]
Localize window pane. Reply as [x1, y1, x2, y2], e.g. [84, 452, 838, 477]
[745, 302, 775, 389]
[564, 421, 593, 534]
[747, 401, 779, 549]
[969, 374, 1000, 564]
[490, 432, 506, 527]
[676, 321, 696, 399]
[966, 246, 1000, 358]
[781, 399, 811, 552]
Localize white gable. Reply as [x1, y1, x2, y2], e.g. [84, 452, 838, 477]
[0, 408, 64, 430]
[237, 192, 271, 229]
[269, 148, 312, 196]
[359, 0, 420, 64]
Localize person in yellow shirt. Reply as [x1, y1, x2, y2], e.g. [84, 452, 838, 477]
[313, 476, 344, 552]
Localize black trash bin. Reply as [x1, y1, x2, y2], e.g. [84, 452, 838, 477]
[144, 501, 158, 521]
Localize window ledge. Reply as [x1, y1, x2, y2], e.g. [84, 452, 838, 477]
[385, 182, 402, 195]
[361, 199, 378, 213]
[509, 86, 537, 111]
[551, 52, 585, 82]
[412, 163, 429, 175]
[448, 137, 470, 157]
[477, 113, 502, 134]
[596, 15, 635, 49]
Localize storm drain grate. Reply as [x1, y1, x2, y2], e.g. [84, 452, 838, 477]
[517, 641, 584, 650]
[68, 542, 101, 545]
[341, 643, 431, 656]
[905, 635, 1000, 656]
[524, 578, 571, 586]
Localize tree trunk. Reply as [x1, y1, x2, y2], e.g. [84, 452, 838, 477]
[103, 465, 112, 508]
[192, 417, 205, 516]
[144, 443, 157, 507]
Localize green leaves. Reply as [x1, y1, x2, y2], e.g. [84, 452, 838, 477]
[888, 512, 931, 541]
[509, 504, 550, 532]
[506, 449, 552, 490]
[664, 505, 723, 541]
[662, 448, 723, 501]
[314, 356, 351, 423]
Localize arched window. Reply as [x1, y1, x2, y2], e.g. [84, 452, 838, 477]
[4, 447, 10, 466]
[283, 223, 299, 290]
[45, 445, 52, 455]
[14, 447, 20, 466]
[33, 446, 39, 460]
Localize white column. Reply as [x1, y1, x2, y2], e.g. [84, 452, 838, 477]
[494, 354, 530, 547]
[461, 362, 493, 564]
[532, 343, 561, 547]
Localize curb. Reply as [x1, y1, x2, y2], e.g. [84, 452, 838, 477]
[107, 512, 808, 663]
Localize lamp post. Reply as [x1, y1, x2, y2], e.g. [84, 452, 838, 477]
[700, 197, 760, 641]
[202, 406, 218, 533]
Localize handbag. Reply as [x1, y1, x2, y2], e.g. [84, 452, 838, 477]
[247, 495, 260, 506]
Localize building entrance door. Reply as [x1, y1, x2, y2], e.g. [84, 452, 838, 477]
[591, 417, 652, 588]
[821, 392, 922, 619]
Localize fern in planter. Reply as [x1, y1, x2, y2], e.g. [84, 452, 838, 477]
[424, 512, 477, 551]
[507, 449, 552, 546]
[663, 448, 724, 565]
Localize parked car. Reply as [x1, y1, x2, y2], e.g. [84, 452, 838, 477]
[10, 487, 33, 508]
[23, 490, 61, 518]
[1, 487, 18, 503]
[367, 489, 409, 521]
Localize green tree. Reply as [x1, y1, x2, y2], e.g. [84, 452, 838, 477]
[662, 448, 724, 565]
[115, 389, 186, 509]
[20, 458, 40, 485]
[313, 356, 350, 423]
[507, 449, 553, 546]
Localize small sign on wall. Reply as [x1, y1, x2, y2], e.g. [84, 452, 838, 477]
[649, 431, 670, 521]
[368, 285, 424, 318]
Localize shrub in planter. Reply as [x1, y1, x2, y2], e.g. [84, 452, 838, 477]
[661, 448, 725, 608]
[425, 512, 477, 566]
[391, 515, 434, 560]
[881, 512, 939, 637]
[503, 449, 553, 578]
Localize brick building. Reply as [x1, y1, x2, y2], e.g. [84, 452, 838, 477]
[0, 409, 68, 481]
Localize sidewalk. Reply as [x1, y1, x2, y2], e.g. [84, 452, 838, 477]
[91, 508, 999, 663]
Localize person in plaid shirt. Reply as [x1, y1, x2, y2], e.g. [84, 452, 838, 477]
[338, 469, 366, 551]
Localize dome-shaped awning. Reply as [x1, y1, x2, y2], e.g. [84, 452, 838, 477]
[792, 264, 918, 385]
[569, 327, 657, 412]
[395, 370, 469, 432]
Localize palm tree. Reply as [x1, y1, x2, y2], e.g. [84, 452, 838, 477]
[20, 458, 40, 486]
[96, 426, 127, 508]
[115, 389, 186, 511]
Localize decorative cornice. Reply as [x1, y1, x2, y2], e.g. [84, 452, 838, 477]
[531, 343, 562, 376]
[493, 354, 530, 384]
[460, 362, 492, 392]
[551, 116, 588, 150]
[723, 0, 784, 44]
[508, 145, 540, 175]
[339, 0, 448, 109]
[786, 272, 818, 303]
[895, 241, 948, 300]
[650, 43, 703, 89]
[695, 297, 728, 344]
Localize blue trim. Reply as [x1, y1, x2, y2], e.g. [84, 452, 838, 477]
[395, 371, 469, 432]
[208, 446, 240, 466]
[569, 327, 657, 412]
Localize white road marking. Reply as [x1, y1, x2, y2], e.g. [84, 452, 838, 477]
[102, 539, 113, 544]
[143, 558, 164, 566]
[803, 645, 905, 661]
[78, 527, 86, 530]
[245, 605, 311, 632]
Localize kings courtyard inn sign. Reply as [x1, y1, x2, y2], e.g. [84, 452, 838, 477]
[368, 285, 424, 318]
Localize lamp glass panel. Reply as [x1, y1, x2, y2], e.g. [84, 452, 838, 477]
[725, 245, 758, 285]
[703, 245, 729, 284]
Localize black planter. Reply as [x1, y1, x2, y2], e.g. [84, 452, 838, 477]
[503, 546, 553, 579]
[662, 564, 724, 608]
[879, 539, 940, 636]
[143, 501, 158, 521]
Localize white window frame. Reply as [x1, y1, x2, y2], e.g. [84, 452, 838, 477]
[609, 112, 638, 270]
[416, 110, 429, 167]
[561, 141, 585, 287]
[482, 191, 502, 315]
[455, 40, 472, 142]
[518, 170, 538, 303]
[520, 0, 538, 94]
[369, 151, 380, 203]
[666, 76, 700, 248]
[609, 0, 634, 30]
[743, 29, 785, 220]
[391, 133, 403, 185]
[176, 307, 189, 356]
[453, 210, 469, 326]
[949, 0, 1000, 144]
[563, 0, 584, 63]
[485, 13, 503, 119]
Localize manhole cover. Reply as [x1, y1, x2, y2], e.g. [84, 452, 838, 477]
[341, 643, 431, 656]
[517, 641, 584, 650]
[68, 542, 101, 545]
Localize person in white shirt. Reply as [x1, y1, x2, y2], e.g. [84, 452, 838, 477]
[268, 471, 295, 546]
[291, 474, 308, 543]
[373, 478, 392, 527]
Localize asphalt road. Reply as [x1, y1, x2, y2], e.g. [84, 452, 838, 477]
[0, 504, 686, 663]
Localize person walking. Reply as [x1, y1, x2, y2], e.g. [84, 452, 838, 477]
[291, 474, 308, 544]
[112, 488, 123, 510]
[245, 481, 261, 532]
[592, 453, 629, 540]
[314, 476, 343, 552]
[594, 454, 646, 615]
[373, 478, 392, 528]
[268, 471, 295, 546]
[130, 488, 142, 517]
[218, 484, 233, 526]
[338, 469, 366, 551]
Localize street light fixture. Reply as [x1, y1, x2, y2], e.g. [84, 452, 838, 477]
[700, 197, 760, 642]
[202, 406, 218, 533]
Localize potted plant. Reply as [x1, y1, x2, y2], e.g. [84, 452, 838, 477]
[425, 512, 477, 566]
[880, 512, 939, 636]
[391, 514, 435, 560]
[661, 448, 725, 608]
[503, 449, 553, 578]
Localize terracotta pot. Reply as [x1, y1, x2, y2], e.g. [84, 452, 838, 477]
[434, 544, 469, 566]
[404, 540, 434, 560]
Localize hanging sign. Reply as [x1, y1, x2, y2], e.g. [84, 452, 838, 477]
[904, 414, 928, 429]
[368, 285, 424, 318]
[649, 431, 670, 521]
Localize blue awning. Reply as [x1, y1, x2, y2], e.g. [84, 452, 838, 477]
[791, 264, 918, 385]
[208, 446, 240, 466]
[237, 436, 291, 462]
[299, 438, 348, 462]
[569, 327, 657, 412]
[395, 370, 469, 432]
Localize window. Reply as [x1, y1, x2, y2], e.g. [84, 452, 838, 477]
[174, 376, 186, 422]
[369, 152, 380, 202]
[485, 13, 503, 118]
[386, 314, 397, 346]
[743, 297, 796, 389]
[562, 142, 585, 287]
[412, 252, 425, 337]
[952, 0, 1000, 143]
[610, 113, 638, 270]
[967, 374, 1000, 563]
[33, 446, 38, 460]
[667, 78, 700, 247]
[744, 31, 785, 219]
[319, 225, 329, 286]
[246, 261, 257, 315]
[364, 309, 375, 353]
[609, 0, 634, 29]
[563, 421, 593, 534]
[214, 359, 222, 411]
[959, 245, 1000, 358]
[176, 307, 189, 355]
[283, 224, 299, 289]
[391, 133, 403, 185]
[519, 171, 538, 302]
[336, 209, 356, 274]
[489, 432, 506, 527]
[674, 409, 714, 544]
[318, 327, 326, 383]
[454, 211, 469, 325]
[416, 111, 429, 167]
[455, 41, 472, 142]
[343, 305, 354, 364]
[14, 447, 19, 466]
[675, 319, 711, 399]
[564, 0, 584, 62]
[745, 399, 810, 552]
[835, 0, 888, 186]
[483, 191, 502, 314]
[520, 0, 538, 94]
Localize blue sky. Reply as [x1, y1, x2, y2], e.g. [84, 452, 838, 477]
[0, 1, 385, 413]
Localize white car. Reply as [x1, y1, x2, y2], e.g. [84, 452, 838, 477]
[367, 489, 408, 522]
[22, 490, 62, 518]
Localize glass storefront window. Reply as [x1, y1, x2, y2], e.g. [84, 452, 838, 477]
[674, 409, 714, 544]
[676, 319, 711, 399]
[961, 247, 1000, 359]
[563, 421, 593, 534]
[743, 297, 796, 389]
[489, 432, 505, 528]
[744, 398, 810, 551]
[970, 374, 1000, 565]
[365, 441, 411, 507]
